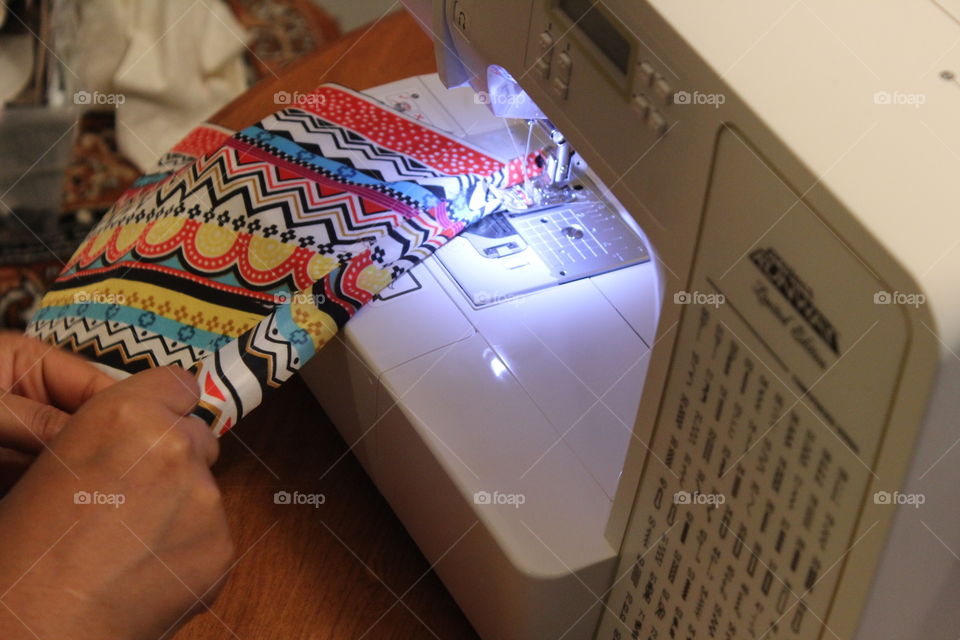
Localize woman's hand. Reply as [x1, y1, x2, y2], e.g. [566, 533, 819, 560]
[0, 366, 233, 640]
[0, 331, 116, 449]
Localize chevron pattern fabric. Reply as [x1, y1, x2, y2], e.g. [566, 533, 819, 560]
[26, 84, 541, 434]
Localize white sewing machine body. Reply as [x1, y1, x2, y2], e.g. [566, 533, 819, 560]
[305, 72, 657, 638]
[303, 2, 960, 639]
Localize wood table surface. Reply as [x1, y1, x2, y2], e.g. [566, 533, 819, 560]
[176, 10, 480, 640]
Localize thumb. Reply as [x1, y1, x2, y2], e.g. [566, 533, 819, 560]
[0, 393, 70, 453]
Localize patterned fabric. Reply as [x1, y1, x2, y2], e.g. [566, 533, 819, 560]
[26, 84, 541, 435]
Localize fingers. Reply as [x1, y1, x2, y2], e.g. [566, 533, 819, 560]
[0, 332, 116, 410]
[0, 337, 217, 469]
[40, 350, 116, 410]
[76, 366, 219, 467]
[95, 366, 201, 416]
[180, 415, 220, 468]
[0, 394, 69, 453]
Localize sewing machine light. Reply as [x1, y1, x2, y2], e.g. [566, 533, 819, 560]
[482, 65, 547, 119]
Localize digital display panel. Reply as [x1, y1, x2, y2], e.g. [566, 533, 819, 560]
[558, 0, 631, 74]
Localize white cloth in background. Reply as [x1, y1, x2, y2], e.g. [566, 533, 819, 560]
[0, 34, 33, 105]
[0, 4, 35, 105]
[60, 0, 249, 171]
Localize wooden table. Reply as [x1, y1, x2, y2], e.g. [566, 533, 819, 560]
[176, 11, 480, 640]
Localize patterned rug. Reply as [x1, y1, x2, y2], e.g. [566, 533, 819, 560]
[227, 0, 341, 80]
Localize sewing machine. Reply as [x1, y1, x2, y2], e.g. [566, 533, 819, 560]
[302, 1, 960, 638]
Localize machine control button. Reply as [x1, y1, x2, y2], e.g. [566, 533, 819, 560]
[538, 31, 555, 78]
[537, 57, 551, 78]
[632, 93, 651, 117]
[557, 51, 573, 82]
[647, 109, 668, 135]
[551, 76, 569, 99]
[637, 61, 656, 87]
[539, 31, 553, 53]
[652, 77, 674, 103]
